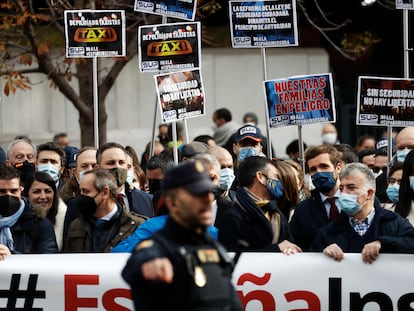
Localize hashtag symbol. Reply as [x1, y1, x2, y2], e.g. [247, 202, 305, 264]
[0, 274, 45, 311]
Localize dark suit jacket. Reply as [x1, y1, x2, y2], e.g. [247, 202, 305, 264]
[214, 196, 232, 227]
[289, 190, 330, 251]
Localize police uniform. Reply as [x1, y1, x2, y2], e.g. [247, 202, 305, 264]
[121, 160, 242, 311]
[122, 217, 241, 311]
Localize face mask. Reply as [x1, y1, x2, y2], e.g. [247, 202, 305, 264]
[13, 161, 35, 184]
[0, 195, 21, 217]
[370, 169, 383, 179]
[148, 179, 162, 195]
[386, 184, 400, 203]
[219, 168, 235, 191]
[409, 176, 414, 192]
[322, 133, 337, 145]
[126, 170, 135, 185]
[109, 168, 127, 188]
[238, 147, 259, 162]
[266, 178, 284, 200]
[396, 148, 411, 163]
[312, 171, 337, 193]
[37, 163, 60, 182]
[76, 170, 87, 184]
[338, 192, 365, 216]
[76, 193, 100, 218]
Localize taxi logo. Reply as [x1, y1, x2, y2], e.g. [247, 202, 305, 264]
[74, 27, 117, 43]
[147, 40, 192, 57]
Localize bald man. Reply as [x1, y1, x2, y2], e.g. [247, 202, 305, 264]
[207, 146, 235, 199]
[395, 126, 414, 163]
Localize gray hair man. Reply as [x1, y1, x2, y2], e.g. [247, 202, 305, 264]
[311, 162, 414, 263]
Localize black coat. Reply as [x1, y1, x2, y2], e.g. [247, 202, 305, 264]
[289, 189, 330, 251]
[122, 217, 242, 311]
[11, 197, 58, 254]
[311, 202, 414, 253]
[217, 187, 293, 252]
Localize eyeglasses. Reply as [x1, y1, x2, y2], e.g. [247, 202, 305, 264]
[387, 177, 402, 185]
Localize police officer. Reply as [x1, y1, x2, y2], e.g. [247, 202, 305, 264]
[122, 160, 242, 311]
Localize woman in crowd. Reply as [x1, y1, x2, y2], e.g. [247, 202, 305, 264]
[283, 159, 310, 202]
[273, 160, 300, 221]
[383, 162, 403, 211]
[125, 145, 147, 191]
[23, 172, 67, 250]
[395, 150, 414, 225]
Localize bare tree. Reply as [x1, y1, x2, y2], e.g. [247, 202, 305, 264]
[0, 0, 159, 146]
[0, 0, 392, 145]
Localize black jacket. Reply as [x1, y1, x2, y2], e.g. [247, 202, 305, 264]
[11, 197, 58, 254]
[122, 217, 242, 311]
[217, 187, 293, 252]
[289, 189, 331, 251]
[311, 202, 414, 253]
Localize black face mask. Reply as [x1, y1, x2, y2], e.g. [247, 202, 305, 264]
[0, 195, 21, 217]
[76, 194, 98, 218]
[148, 179, 162, 195]
[13, 161, 35, 186]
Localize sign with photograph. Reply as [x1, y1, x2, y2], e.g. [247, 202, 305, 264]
[154, 68, 205, 123]
[264, 73, 335, 127]
[357, 76, 414, 126]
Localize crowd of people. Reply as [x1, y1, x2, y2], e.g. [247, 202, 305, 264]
[1, 109, 414, 309]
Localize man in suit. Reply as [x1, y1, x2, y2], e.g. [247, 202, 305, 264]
[290, 144, 344, 251]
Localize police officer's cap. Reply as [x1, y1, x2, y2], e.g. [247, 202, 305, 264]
[162, 160, 217, 195]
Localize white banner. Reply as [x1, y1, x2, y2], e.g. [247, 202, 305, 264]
[0, 253, 413, 310]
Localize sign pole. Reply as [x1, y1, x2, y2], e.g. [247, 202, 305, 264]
[149, 94, 158, 158]
[261, 48, 272, 159]
[298, 125, 306, 177]
[93, 56, 99, 148]
[172, 121, 179, 164]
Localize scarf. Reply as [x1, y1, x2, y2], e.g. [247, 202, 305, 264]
[235, 187, 281, 247]
[0, 200, 25, 251]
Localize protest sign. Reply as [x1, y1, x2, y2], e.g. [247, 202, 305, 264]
[229, 0, 298, 48]
[396, 0, 414, 9]
[134, 0, 197, 21]
[138, 22, 201, 72]
[64, 10, 126, 58]
[1, 253, 414, 310]
[357, 76, 414, 126]
[154, 68, 205, 123]
[263, 73, 335, 127]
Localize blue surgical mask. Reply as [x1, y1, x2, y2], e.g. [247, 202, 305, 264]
[386, 184, 400, 203]
[76, 170, 86, 184]
[126, 170, 135, 185]
[311, 171, 337, 193]
[238, 147, 259, 162]
[37, 163, 60, 182]
[338, 192, 365, 216]
[266, 177, 284, 200]
[219, 168, 235, 191]
[409, 176, 414, 192]
[396, 148, 411, 163]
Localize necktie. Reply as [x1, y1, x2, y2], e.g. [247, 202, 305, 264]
[327, 197, 339, 221]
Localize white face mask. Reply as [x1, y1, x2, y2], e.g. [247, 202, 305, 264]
[126, 170, 135, 184]
[322, 133, 337, 145]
